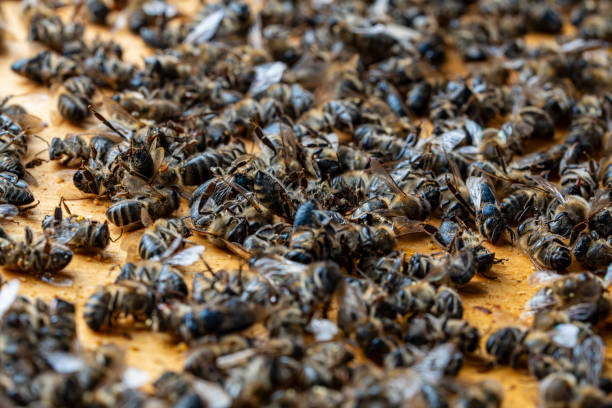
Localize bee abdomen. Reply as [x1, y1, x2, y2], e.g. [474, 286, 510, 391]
[138, 232, 166, 259]
[83, 289, 111, 331]
[57, 93, 89, 122]
[106, 199, 146, 227]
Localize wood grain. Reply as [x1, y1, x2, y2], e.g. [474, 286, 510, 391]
[0, 2, 607, 406]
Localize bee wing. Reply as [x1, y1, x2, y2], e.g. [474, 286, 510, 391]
[12, 113, 46, 134]
[603, 263, 612, 289]
[192, 378, 232, 408]
[0, 204, 19, 221]
[573, 334, 605, 386]
[122, 174, 153, 196]
[466, 176, 484, 211]
[527, 175, 566, 204]
[526, 288, 559, 313]
[162, 245, 206, 267]
[42, 352, 86, 374]
[122, 367, 150, 389]
[392, 217, 435, 237]
[102, 96, 143, 129]
[50, 225, 80, 245]
[432, 129, 466, 152]
[250, 255, 307, 281]
[248, 62, 287, 96]
[184, 9, 225, 44]
[0, 279, 20, 319]
[587, 188, 611, 219]
[370, 158, 423, 211]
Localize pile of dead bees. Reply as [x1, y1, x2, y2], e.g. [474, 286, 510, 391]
[0, 0, 612, 406]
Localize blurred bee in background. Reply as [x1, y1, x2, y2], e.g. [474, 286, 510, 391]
[41, 198, 110, 254]
[57, 76, 96, 123]
[115, 260, 188, 300]
[83, 280, 156, 332]
[0, 225, 72, 276]
[11, 50, 79, 86]
[573, 232, 612, 270]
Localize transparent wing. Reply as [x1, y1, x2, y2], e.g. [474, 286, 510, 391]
[162, 245, 206, 267]
[42, 352, 85, 374]
[49, 225, 80, 245]
[0, 204, 19, 220]
[249, 62, 287, 96]
[250, 255, 307, 280]
[433, 129, 466, 152]
[573, 334, 605, 386]
[528, 175, 566, 204]
[0, 279, 20, 319]
[184, 9, 225, 44]
[466, 176, 484, 211]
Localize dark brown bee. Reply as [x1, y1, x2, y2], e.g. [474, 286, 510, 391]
[83, 50, 137, 90]
[11, 50, 78, 85]
[0, 225, 72, 275]
[138, 218, 191, 260]
[518, 217, 572, 272]
[166, 141, 246, 186]
[83, 280, 156, 332]
[560, 160, 600, 199]
[106, 187, 180, 229]
[511, 144, 567, 173]
[564, 95, 607, 155]
[573, 232, 612, 270]
[462, 176, 511, 244]
[57, 76, 95, 123]
[26, 8, 84, 55]
[112, 91, 181, 122]
[115, 260, 188, 300]
[0, 171, 35, 206]
[158, 298, 257, 342]
[49, 134, 114, 165]
[42, 199, 110, 254]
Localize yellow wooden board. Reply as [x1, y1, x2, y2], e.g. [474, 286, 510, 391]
[0, 2, 607, 406]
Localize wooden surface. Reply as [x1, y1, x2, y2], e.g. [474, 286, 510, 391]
[0, 2, 606, 405]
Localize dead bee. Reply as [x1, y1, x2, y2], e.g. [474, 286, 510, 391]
[565, 94, 608, 156]
[527, 272, 611, 324]
[164, 141, 246, 186]
[0, 225, 72, 276]
[511, 144, 567, 173]
[112, 91, 181, 122]
[158, 298, 257, 342]
[83, 49, 137, 90]
[106, 186, 180, 229]
[26, 8, 84, 55]
[500, 187, 551, 225]
[42, 199, 110, 254]
[57, 76, 95, 123]
[0, 171, 35, 206]
[115, 260, 188, 300]
[49, 134, 104, 165]
[138, 218, 191, 260]
[560, 160, 600, 200]
[11, 50, 78, 85]
[573, 232, 612, 270]
[456, 176, 511, 244]
[83, 280, 156, 332]
[518, 217, 572, 272]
